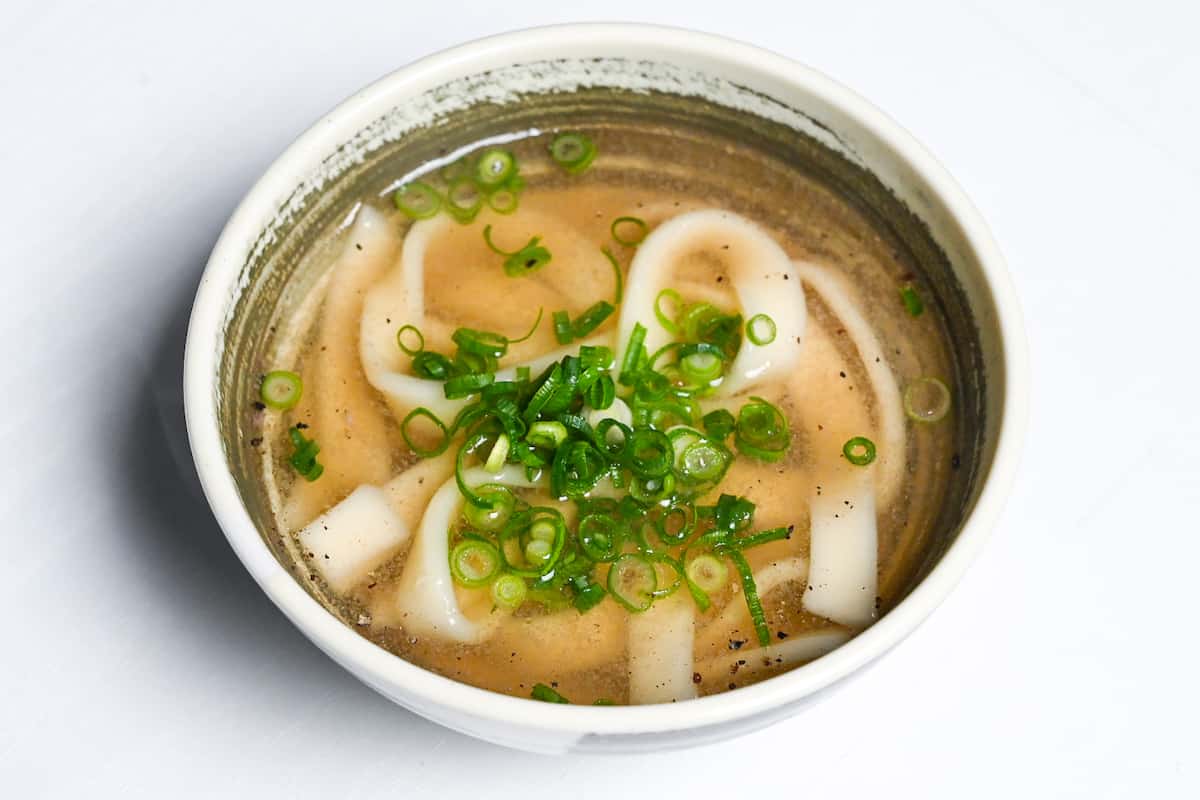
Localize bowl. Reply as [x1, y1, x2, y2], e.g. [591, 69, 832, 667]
[183, 22, 1028, 754]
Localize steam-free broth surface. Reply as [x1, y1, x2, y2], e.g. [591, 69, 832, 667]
[257, 122, 960, 705]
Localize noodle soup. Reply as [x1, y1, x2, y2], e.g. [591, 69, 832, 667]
[253, 120, 964, 705]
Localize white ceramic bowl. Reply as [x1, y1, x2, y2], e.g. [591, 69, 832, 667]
[184, 23, 1028, 754]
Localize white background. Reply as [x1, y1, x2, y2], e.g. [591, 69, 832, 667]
[2, 1, 1197, 796]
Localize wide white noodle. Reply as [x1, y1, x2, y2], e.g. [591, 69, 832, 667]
[628, 593, 697, 704]
[297, 486, 408, 594]
[616, 209, 806, 397]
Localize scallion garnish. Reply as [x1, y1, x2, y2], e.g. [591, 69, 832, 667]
[734, 398, 791, 462]
[393, 181, 441, 219]
[842, 436, 877, 466]
[685, 553, 729, 594]
[475, 148, 517, 188]
[443, 372, 495, 399]
[444, 177, 483, 223]
[549, 132, 597, 174]
[724, 548, 770, 645]
[401, 407, 451, 457]
[654, 289, 683, 335]
[611, 216, 648, 246]
[602, 246, 623, 305]
[287, 425, 324, 481]
[482, 224, 552, 277]
[899, 284, 925, 317]
[745, 313, 777, 346]
[607, 553, 657, 612]
[395, 325, 425, 356]
[487, 188, 519, 214]
[531, 683, 570, 703]
[450, 540, 502, 588]
[570, 301, 615, 338]
[903, 377, 951, 423]
[491, 573, 528, 609]
[702, 409, 737, 440]
[411, 351, 454, 380]
[260, 371, 303, 410]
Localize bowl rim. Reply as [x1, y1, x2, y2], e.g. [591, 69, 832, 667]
[184, 21, 1028, 737]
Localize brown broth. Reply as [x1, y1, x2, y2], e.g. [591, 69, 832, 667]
[259, 121, 960, 704]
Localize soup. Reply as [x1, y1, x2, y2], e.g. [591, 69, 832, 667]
[253, 120, 963, 705]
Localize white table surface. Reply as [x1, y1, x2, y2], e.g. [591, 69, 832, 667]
[4, 1, 1197, 796]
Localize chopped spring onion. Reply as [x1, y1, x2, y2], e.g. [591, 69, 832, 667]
[531, 683, 569, 703]
[445, 177, 483, 223]
[678, 343, 725, 384]
[527, 420, 568, 449]
[450, 540, 501, 588]
[475, 148, 517, 188]
[842, 436, 877, 466]
[685, 553, 729, 593]
[725, 548, 770, 645]
[903, 376, 952, 423]
[287, 425, 323, 481]
[654, 289, 683, 334]
[734, 397, 791, 462]
[619, 322, 648, 386]
[395, 325, 424, 356]
[607, 553, 657, 612]
[393, 181, 440, 219]
[677, 438, 731, 484]
[745, 313, 777, 345]
[552, 310, 573, 344]
[487, 188, 519, 214]
[549, 132, 597, 174]
[551, 439, 607, 498]
[401, 407, 451, 457]
[452, 327, 508, 359]
[484, 433, 510, 472]
[899, 284, 925, 317]
[492, 573, 528, 609]
[260, 371, 302, 410]
[735, 525, 792, 550]
[463, 485, 516, 531]
[625, 428, 674, 478]
[585, 373, 615, 410]
[702, 408, 736, 440]
[443, 372, 494, 399]
[571, 301, 615, 338]
[482, 225, 552, 277]
[602, 246, 623, 305]
[579, 514, 622, 562]
[411, 351, 454, 380]
[611, 216, 648, 246]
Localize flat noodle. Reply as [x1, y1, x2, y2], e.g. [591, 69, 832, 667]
[696, 629, 851, 686]
[628, 592, 697, 704]
[284, 206, 399, 529]
[616, 209, 806, 397]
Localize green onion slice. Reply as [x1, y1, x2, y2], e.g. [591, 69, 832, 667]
[571, 301, 615, 338]
[552, 310, 573, 345]
[903, 377, 952, 423]
[482, 225, 552, 277]
[475, 148, 517, 188]
[702, 408, 736, 440]
[745, 313, 777, 346]
[579, 514, 623, 562]
[260, 371, 302, 410]
[654, 289, 683, 334]
[602, 246, 624, 305]
[685, 553, 729, 594]
[443, 372, 495, 399]
[842, 436, 877, 466]
[487, 188, 519, 214]
[491, 573, 528, 609]
[900, 284, 925, 317]
[445, 177, 483, 223]
[484, 433, 510, 472]
[607, 553, 657, 613]
[527, 420, 568, 449]
[463, 485, 516, 531]
[411, 351, 453, 381]
[611, 216, 648, 246]
[393, 181, 441, 219]
[401, 407, 451, 457]
[450, 540, 501, 588]
[531, 683, 569, 703]
[549, 132, 597, 174]
[287, 426, 323, 482]
[725, 548, 770, 645]
[395, 325, 424, 356]
[735, 397, 790, 462]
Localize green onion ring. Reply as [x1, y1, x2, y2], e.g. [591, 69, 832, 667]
[401, 407, 450, 457]
[842, 436, 877, 466]
[745, 313, 777, 346]
[611, 216, 648, 246]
